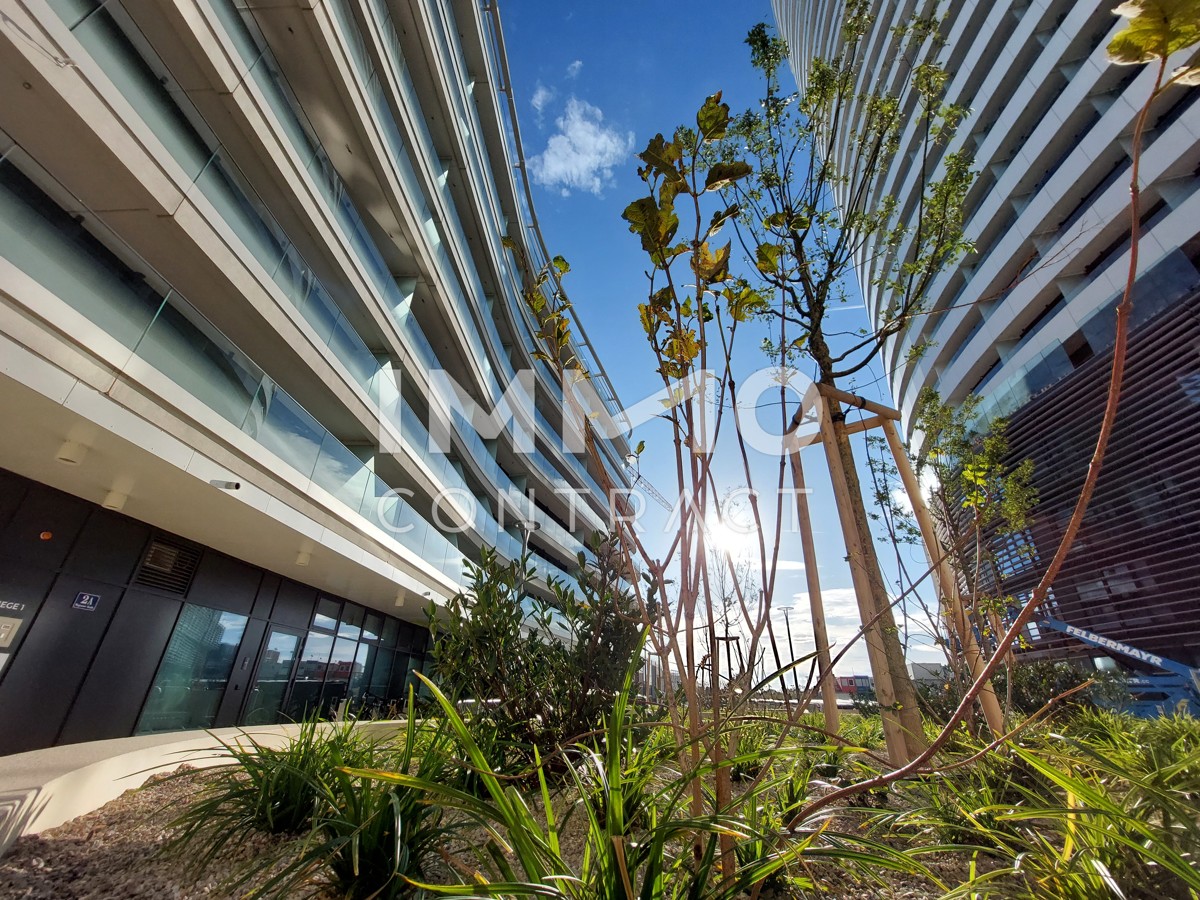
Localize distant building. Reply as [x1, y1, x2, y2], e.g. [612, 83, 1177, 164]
[910, 662, 952, 685]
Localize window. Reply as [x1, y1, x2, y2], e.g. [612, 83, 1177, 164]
[137, 605, 247, 733]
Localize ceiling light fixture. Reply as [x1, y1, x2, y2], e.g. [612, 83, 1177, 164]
[55, 440, 88, 466]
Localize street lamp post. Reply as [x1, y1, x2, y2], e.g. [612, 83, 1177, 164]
[519, 519, 541, 558]
[714, 630, 741, 705]
[778, 606, 800, 696]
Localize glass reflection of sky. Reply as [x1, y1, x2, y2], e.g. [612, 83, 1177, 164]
[218, 612, 245, 645]
[301, 632, 334, 663]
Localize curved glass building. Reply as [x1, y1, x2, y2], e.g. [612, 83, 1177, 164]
[0, 0, 629, 752]
[774, 0, 1200, 668]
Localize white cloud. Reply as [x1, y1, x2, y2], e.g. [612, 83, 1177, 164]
[528, 97, 634, 197]
[773, 590, 945, 682]
[566, 59, 583, 78]
[778, 588, 870, 676]
[773, 559, 806, 572]
[530, 82, 555, 123]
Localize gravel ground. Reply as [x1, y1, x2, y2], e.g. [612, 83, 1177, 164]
[0, 767, 965, 899]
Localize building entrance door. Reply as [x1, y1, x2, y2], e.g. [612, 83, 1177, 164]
[241, 626, 303, 725]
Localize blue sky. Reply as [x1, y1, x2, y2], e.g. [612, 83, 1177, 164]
[501, 3, 942, 674]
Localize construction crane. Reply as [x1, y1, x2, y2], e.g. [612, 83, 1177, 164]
[623, 457, 673, 511]
[1039, 616, 1200, 717]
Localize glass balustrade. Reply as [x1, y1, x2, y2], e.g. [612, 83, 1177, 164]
[43, 1, 602, 591]
[0, 157, 471, 581]
[323, 0, 600, 509]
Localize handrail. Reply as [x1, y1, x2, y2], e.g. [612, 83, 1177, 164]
[478, 2, 629, 436]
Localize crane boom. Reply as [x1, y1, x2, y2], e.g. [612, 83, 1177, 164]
[1039, 616, 1200, 717]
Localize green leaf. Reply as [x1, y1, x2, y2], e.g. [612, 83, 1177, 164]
[707, 203, 740, 237]
[696, 92, 731, 139]
[635, 440, 645, 455]
[703, 161, 752, 192]
[755, 242, 784, 275]
[622, 196, 679, 256]
[637, 133, 684, 182]
[1107, 0, 1200, 64]
[725, 284, 767, 322]
[649, 285, 675, 312]
[551, 255, 570, 275]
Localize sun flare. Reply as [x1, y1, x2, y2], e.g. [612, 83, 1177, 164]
[706, 518, 758, 559]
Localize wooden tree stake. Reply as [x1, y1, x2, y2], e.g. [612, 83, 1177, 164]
[882, 418, 1006, 737]
[787, 444, 842, 735]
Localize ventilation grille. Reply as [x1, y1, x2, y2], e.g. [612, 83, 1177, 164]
[134, 537, 201, 595]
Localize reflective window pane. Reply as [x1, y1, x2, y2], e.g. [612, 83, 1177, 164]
[286, 630, 334, 720]
[137, 605, 247, 734]
[242, 628, 300, 725]
[363, 613, 383, 642]
[381, 618, 399, 647]
[313, 597, 340, 632]
[318, 637, 360, 716]
[338, 603, 364, 639]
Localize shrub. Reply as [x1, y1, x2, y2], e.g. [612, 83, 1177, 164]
[917, 659, 1097, 724]
[166, 717, 384, 866]
[257, 710, 455, 899]
[430, 542, 643, 771]
[168, 699, 455, 898]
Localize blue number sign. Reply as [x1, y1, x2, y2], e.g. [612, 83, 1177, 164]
[72, 592, 101, 612]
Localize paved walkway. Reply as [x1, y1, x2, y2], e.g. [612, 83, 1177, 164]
[0, 722, 402, 858]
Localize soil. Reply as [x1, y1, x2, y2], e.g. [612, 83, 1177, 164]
[0, 767, 971, 898]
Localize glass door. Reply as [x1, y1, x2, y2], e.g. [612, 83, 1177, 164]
[241, 626, 303, 725]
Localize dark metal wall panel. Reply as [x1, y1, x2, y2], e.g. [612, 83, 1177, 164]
[252, 573, 280, 620]
[61, 510, 150, 586]
[0, 560, 56, 666]
[0, 575, 122, 755]
[271, 579, 317, 629]
[57, 590, 182, 744]
[0, 488, 90, 571]
[187, 552, 262, 616]
[0, 468, 431, 753]
[0, 467, 29, 534]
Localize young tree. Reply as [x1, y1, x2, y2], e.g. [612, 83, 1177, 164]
[697, 14, 975, 763]
[911, 389, 1037, 721]
[430, 547, 643, 771]
[787, 0, 1200, 825]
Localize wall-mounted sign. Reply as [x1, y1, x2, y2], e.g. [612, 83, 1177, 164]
[72, 592, 101, 612]
[0, 617, 19, 649]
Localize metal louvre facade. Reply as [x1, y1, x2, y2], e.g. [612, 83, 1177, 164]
[996, 288, 1200, 668]
[773, 0, 1200, 667]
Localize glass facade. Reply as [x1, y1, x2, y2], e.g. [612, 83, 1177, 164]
[0, 0, 637, 753]
[137, 606, 248, 734]
[138, 594, 427, 731]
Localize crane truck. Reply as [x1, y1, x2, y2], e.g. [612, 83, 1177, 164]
[1038, 616, 1200, 717]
